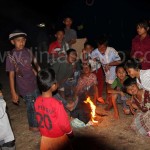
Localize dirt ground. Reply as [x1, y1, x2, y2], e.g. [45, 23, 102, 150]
[1, 64, 150, 150]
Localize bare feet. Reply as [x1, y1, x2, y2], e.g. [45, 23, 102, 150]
[97, 97, 105, 104]
[114, 113, 119, 120]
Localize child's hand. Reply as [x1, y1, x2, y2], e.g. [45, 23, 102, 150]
[104, 64, 110, 72]
[32, 69, 37, 76]
[12, 92, 19, 104]
[120, 91, 125, 97]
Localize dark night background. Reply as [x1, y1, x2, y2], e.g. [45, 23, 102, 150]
[0, 0, 150, 52]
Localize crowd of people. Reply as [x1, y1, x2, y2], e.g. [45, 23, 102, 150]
[1, 17, 150, 150]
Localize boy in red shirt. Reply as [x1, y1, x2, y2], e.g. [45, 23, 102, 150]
[35, 68, 73, 150]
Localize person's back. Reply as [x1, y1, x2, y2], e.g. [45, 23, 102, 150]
[35, 68, 73, 150]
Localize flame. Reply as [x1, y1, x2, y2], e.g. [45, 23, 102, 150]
[84, 97, 98, 123]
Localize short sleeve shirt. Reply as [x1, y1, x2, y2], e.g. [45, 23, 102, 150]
[93, 47, 121, 84]
[6, 48, 37, 96]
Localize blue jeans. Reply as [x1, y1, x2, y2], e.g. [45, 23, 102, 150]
[23, 89, 40, 128]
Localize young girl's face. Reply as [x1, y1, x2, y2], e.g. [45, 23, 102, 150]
[83, 64, 91, 74]
[126, 84, 139, 96]
[84, 45, 93, 53]
[11, 37, 26, 50]
[137, 25, 148, 36]
[126, 68, 138, 78]
[116, 67, 126, 80]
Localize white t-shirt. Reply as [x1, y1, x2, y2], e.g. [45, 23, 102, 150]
[92, 47, 121, 84]
[0, 97, 15, 143]
[136, 69, 150, 91]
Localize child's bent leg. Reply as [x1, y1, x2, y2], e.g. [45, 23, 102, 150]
[112, 94, 119, 119]
[93, 68, 105, 101]
[104, 93, 113, 111]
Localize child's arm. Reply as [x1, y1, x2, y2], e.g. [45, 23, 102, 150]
[58, 103, 73, 137]
[107, 84, 122, 95]
[32, 54, 41, 73]
[9, 71, 19, 104]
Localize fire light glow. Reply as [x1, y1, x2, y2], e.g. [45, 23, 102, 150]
[84, 97, 98, 123]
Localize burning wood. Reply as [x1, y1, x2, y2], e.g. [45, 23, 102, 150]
[84, 97, 98, 124]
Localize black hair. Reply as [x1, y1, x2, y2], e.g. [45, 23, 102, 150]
[84, 41, 95, 48]
[136, 19, 149, 30]
[54, 28, 65, 34]
[66, 48, 77, 56]
[123, 77, 136, 93]
[96, 35, 108, 46]
[115, 64, 126, 73]
[81, 62, 91, 70]
[63, 16, 73, 21]
[124, 58, 142, 70]
[37, 68, 56, 92]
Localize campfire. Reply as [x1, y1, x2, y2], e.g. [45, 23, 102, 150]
[84, 97, 98, 124]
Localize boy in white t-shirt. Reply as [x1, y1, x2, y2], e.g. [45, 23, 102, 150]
[91, 35, 121, 109]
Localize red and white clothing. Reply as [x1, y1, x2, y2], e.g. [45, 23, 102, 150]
[48, 41, 69, 56]
[130, 90, 150, 136]
[76, 73, 97, 94]
[34, 96, 72, 138]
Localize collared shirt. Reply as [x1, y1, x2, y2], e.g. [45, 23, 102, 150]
[92, 47, 121, 84]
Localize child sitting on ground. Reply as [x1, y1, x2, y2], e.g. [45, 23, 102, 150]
[35, 68, 73, 150]
[123, 77, 150, 136]
[75, 63, 98, 105]
[107, 65, 130, 119]
[83, 41, 105, 104]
